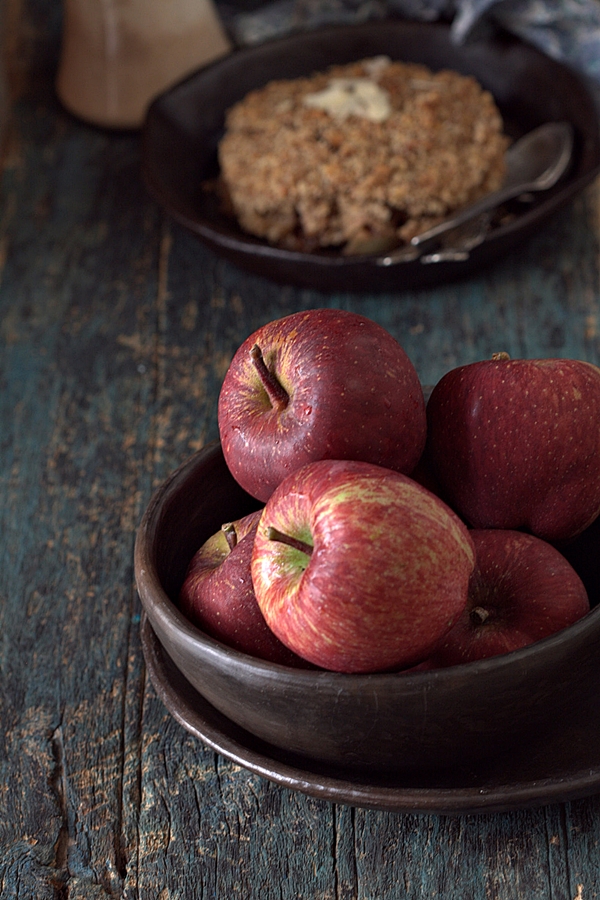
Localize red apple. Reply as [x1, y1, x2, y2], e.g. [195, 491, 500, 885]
[250, 459, 475, 673]
[218, 308, 426, 502]
[425, 529, 590, 667]
[426, 354, 600, 542]
[179, 510, 307, 666]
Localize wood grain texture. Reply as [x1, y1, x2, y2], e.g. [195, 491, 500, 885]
[1, 2, 600, 897]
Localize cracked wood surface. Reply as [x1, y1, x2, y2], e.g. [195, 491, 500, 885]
[2, 3, 600, 898]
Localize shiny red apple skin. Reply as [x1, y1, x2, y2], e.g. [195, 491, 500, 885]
[250, 459, 475, 673]
[425, 529, 590, 667]
[426, 356, 600, 542]
[179, 511, 307, 666]
[218, 308, 426, 502]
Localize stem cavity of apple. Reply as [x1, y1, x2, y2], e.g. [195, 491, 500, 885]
[266, 525, 313, 557]
[491, 351, 511, 361]
[470, 606, 491, 626]
[221, 522, 237, 551]
[250, 344, 289, 411]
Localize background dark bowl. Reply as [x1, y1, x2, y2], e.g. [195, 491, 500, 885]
[141, 19, 600, 293]
[134, 441, 600, 776]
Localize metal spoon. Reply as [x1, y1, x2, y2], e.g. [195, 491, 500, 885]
[377, 121, 574, 266]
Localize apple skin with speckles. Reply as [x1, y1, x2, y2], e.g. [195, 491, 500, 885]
[179, 510, 308, 666]
[250, 459, 475, 673]
[425, 355, 600, 542]
[218, 309, 426, 502]
[424, 529, 590, 667]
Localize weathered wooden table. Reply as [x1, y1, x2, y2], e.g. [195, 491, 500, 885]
[2, 5, 600, 898]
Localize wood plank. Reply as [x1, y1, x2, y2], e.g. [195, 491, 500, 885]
[0, 83, 163, 891]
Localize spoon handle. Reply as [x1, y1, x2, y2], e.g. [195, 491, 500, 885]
[411, 122, 573, 252]
[377, 183, 529, 266]
[377, 191, 513, 265]
[378, 121, 573, 267]
[409, 183, 531, 250]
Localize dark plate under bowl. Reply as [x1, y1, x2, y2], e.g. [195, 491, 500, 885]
[141, 19, 600, 292]
[140, 612, 600, 815]
[134, 441, 600, 777]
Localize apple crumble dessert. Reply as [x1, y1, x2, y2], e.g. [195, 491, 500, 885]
[217, 56, 509, 255]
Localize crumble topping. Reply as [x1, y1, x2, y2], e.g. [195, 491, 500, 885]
[217, 57, 509, 255]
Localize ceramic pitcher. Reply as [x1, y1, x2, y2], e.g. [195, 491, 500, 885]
[56, 0, 232, 128]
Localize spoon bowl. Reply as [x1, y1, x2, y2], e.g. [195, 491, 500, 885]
[502, 121, 574, 190]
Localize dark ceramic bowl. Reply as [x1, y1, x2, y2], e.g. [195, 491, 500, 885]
[141, 20, 600, 293]
[134, 442, 600, 775]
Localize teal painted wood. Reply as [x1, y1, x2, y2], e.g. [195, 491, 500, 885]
[2, 4, 600, 898]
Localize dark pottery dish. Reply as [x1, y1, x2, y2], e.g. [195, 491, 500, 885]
[140, 612, 600, 815]
[134, 441, 600, 776]
[141, 20, 600, 292]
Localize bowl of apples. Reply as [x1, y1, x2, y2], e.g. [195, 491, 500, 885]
[135, 310, 600, 775]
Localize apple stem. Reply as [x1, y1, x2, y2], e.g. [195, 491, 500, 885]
[470, 606, 490, 626]
[250, 345, 289, 411]
[266, 526, 313, 557]
[221, 522, 237, 551]
[491, 352, 511, 361]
